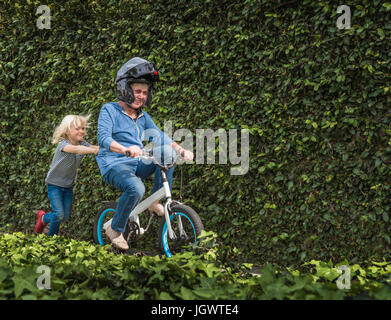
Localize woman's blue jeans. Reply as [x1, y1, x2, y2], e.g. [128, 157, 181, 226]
[103, 146, 175, 234]
[43, 184, 73, 236]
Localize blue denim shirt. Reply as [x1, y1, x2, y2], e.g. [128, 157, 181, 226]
[96, 102, 173, 177]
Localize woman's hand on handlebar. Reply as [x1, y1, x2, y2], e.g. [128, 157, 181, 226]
[124, 145, 143, 158]
[181, 149, 194, 162]
[176, 146, 194, 162]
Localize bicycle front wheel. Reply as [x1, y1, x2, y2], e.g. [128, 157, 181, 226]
[158, 204, 204, 257]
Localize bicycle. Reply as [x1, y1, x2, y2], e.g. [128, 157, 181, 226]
[93, 149, 204, 257]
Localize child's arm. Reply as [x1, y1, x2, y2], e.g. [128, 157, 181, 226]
[89, 145, 100, 151]
[62, 144, 100, 155]
[89, 145, 100, 154]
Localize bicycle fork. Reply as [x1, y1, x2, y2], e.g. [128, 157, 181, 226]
[162, 171, 176, 240]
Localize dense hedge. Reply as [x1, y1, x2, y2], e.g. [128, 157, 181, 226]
[0, 232, 390, 300]
[1, 0, 390, 267]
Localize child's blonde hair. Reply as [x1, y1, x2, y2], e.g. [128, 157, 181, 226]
[52, 114, 91, 144]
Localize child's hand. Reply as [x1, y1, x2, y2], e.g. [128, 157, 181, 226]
[93, 146, 100, 155]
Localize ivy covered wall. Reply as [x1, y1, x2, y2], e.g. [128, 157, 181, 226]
[1, 0, 390, 266]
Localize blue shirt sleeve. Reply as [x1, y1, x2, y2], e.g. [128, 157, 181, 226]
[97, 104, 115, 150]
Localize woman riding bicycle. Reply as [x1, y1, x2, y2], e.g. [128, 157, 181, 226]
[96, 57, 193, 250]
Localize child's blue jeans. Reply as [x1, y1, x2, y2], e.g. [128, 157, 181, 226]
[43, 184, 73, 236]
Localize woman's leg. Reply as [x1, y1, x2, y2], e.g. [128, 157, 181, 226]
[134, 146, 175, 216]
[135, 146, 175, 194]
[102, 145, 175, 234]
[103, 163, 145, 234]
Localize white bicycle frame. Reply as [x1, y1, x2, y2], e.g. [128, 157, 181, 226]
[102, 155, 179, 240]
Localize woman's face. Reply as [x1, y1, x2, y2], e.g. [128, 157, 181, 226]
[131, 83, 149, 109]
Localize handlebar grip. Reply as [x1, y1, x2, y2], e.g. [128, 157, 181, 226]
[125, 150, 152, 157]
[145, 149, 153, 157]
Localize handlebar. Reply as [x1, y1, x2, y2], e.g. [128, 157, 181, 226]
[125, 149, 181, 171]
[125, 149, 153, 158]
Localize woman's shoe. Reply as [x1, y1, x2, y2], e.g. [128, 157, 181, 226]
[105, 225, 129, 250]
[148, 201, 164, 216]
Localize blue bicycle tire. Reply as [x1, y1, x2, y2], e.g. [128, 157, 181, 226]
[158, 204, 204, 257]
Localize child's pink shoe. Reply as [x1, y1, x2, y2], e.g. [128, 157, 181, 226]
[34, 210, 47, 234]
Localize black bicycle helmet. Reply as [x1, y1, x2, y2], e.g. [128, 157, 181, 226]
[114, 57, 159, 109]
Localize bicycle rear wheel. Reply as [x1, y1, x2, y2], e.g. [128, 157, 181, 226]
[93, 202, 130, 246]
[158, 204, 203, 257]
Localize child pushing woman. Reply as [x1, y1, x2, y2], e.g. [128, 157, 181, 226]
[35, 114, 99, 236]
